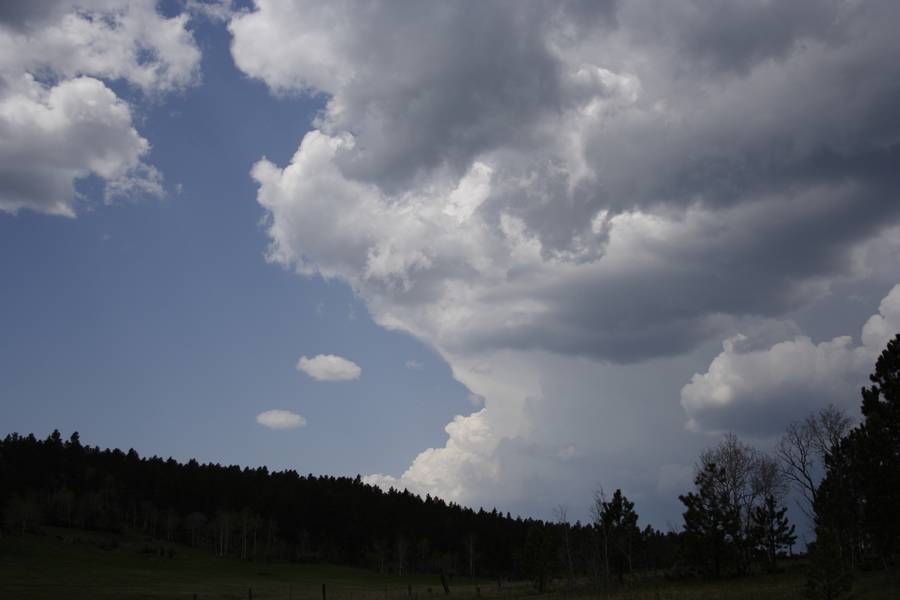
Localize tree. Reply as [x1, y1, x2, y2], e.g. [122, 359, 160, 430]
[396, 535, 410, 575]
[805, 525, 852, 600]
[595, 489, 639, 584]
[808, 333, 900, 597]
[555, 505, 575, 590]
[854, 333, 900, 565]
[778, 405, 852, 521]
[814, 334, 900, 570]
[521, 524, 556, 593]
[3, 494, 41, 535]
[679, 462, 742, 577]
[185, 512, 207, 547]
[750, 494, 796, 571]
[695, 433, 784, 573]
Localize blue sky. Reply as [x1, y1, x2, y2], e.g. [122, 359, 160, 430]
[2, 1, 900, 529]
[0, 14, 471, 480]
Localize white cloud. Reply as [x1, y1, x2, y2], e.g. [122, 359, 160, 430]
[0, 75, 155, 216]
[682, 284, 900, 436]
[234, 1, 900, 520]
[0, 1, 200, 94]
[404, 360, 422, 370]
[0, 0, 201, 216]
[256, 409, 306, 430]
[297, 354, 361, 381]
[185, 0, 235, 23]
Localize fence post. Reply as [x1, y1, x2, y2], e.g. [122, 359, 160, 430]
[248, 587, 253, 600]
[409, 584, 413, 597]
[323, 583, 327, 600]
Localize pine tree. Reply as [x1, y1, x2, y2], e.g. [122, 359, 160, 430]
[749, 494, 796, 571]
[679, 463, 742, 577]
[805, 525, 852, 600]
[855, 333, 900, 565]
[521, 524, 556, 592]
[813, 333, 900, 573]
[597, 489, 640, 584]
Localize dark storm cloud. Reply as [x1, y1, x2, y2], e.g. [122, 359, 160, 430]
[0, 0, 68, 30]
[239, 0, 900, 365]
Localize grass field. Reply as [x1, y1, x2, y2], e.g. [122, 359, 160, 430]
[0, 529, 895, 599]
[0, 528, 494, 600]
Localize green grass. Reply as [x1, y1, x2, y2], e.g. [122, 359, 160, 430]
[1, 529, 896, 600]
[0, 528, 491, 600]
[572, 566, 896, 600]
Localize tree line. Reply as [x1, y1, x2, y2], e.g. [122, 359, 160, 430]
[2, 335, 898, 596]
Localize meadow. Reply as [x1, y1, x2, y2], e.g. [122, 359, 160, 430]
[0, 528, 895, 600]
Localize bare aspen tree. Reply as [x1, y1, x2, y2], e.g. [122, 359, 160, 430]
[396, 536, 409, 576]
[464, 532, 476, 577]
[555, 505, 575, 590]
[777, 404, 852, 520]
[591, 489, 610, 591]
[696, 433, 787, 573]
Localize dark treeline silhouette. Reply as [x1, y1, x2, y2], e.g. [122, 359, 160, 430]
[0, 431, 676, 580]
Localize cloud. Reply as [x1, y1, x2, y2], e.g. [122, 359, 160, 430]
[235, 1, 900, 519]
[297, 354, 361, 381]
[256, 409, 306, 430]
[682, 284, 900, 437]
[404, 360, 422, 370]
[0, 0, 201, 216]
[0, 76, 157, 216]
[242, 1, 900, 365]
[185, 0, 235, 23]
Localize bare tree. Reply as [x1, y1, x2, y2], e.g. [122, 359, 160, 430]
[396, 535, 409, 576]
[590, 489, 610, 591]
[752, 454, 788, 504]
[555, 505, 575, 590]
[698, 433, 759, 519]
[213, 510, 231, 557]
[696, 433, 787, 573]
[777, 404, 852, 520]
[813, 404, 853, 457]
[373, 539, 388, 573]
[185, 511, 206, 547]
[164, 508, 179, 543]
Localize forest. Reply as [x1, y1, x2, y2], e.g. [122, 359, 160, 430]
[2, 334, 899, 598]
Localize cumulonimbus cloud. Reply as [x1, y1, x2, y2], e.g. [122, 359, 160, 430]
[233, 1, 900, 519]
[256, 409, 306, 430]
[297, 354, 362, 381]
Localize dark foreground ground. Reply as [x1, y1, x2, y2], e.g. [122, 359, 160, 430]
[0, 528, 895, 599]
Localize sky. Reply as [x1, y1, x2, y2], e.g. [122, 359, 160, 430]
[2, 0, 900, 534]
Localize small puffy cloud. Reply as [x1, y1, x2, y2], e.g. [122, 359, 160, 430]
[256, 409, 306, 430]
[404, 359, 422, 370]
[297, 354, 361, 381]
[682, 284, 900, 436]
